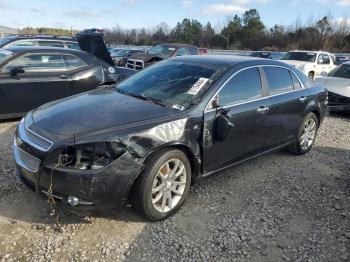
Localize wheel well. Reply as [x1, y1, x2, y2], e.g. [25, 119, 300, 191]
[143, 145, 200, 179]
[127, 145, 200, 205]
[311, 110, 321, 124]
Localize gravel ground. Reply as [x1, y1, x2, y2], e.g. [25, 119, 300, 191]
[0, 113, 349, 262]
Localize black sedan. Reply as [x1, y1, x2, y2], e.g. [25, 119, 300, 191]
[0, 46, 125, 120]
[14, 56, 327, 221]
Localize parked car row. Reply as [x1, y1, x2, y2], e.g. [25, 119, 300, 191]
[0, 34, 80, 50]
[0, 31, 136, 120]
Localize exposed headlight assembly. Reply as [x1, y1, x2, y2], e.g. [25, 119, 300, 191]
[59, 142, 126, 170]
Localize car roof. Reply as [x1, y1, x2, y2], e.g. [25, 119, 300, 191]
[171, 54, 291, 67]
[155, 43, 198, 48]
[290, 50, 332, 54]
[3, 46, 83, 54]
[2, 35, 76, 41]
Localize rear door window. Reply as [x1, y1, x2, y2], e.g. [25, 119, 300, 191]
[63, 55, 87, 70]
[289, 71, 302, 89]
[264, 67, 294, 95]
[322, 54, 330, 64]
[218, 67, 262, 106]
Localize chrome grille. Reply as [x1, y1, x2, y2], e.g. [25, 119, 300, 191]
[18, 118, 54, 152]
[13, 143, 41, 172]
[126, 59, 144, 70]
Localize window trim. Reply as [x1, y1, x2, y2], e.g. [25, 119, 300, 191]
[205, 65, 305, 112]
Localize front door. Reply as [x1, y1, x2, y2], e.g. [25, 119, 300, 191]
[202, 67, 268, 174]
[0, 53, 71, 117]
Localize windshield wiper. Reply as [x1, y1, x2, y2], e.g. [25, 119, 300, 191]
[134, 94, 171, 108]
[114, 88, 183, 110]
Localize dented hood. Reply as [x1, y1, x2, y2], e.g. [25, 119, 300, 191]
[128, 52, 165, 63]
[76, 32, 114, 66]
[31, 88, 177, 136]
[315, 76, 350, 98]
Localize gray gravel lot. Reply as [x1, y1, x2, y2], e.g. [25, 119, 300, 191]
[0, 114, 349, 262]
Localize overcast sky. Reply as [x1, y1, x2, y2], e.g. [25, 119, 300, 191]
[0, 0, 349, 30]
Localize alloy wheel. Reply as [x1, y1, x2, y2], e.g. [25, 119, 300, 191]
[300, 119, 316, 151]
[151, 159, 187, 213]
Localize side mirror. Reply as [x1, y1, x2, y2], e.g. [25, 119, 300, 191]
[10, 66, 25, 77]
[321, 71, 327, 77]
[318, 59, 324, 65]
[211, 95, 220, 109]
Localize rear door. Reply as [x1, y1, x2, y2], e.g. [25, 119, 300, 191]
[202, 67, 267, 173]
[0, 53, 71, 116]
[261, 66, 309, 150]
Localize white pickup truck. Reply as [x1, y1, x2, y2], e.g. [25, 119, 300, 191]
[280, 51, 337, 80]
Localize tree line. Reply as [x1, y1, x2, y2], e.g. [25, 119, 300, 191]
[104, 9, 350, 52]
[20, 9, 350, 52]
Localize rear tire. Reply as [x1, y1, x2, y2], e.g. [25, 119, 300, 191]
[289, 113, 319, 155]
[131, 149, 191, 221]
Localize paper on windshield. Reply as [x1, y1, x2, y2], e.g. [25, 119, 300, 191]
[187, 78, 209, 95]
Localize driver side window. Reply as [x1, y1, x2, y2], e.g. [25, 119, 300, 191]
[2, 54, 66, 73]
[218, 67, 262, 107]
[318, 54, 326, 64]
[174, 48, 187, 57]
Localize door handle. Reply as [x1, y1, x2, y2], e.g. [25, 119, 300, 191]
[257, 106, 269, 113]
[299, 96, 308, 102]
[59, 74, 69, 79]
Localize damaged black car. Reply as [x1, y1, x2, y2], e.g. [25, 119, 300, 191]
[14, 56, 327, 221]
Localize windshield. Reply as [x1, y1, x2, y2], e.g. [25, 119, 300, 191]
[328, 64, 350, 79]
[111, 49, 128, 56]
[116, 60, 226, 109]
[147, 44, 177, 58]
[281, 52, 317, 62]
[0, 50, 14, 64]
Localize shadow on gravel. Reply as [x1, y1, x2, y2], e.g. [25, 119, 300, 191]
[327, 111, 350, 119]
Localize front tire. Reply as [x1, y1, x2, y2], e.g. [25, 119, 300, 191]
[289, 113, 319, 155]
[132, 149, 191, 221]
